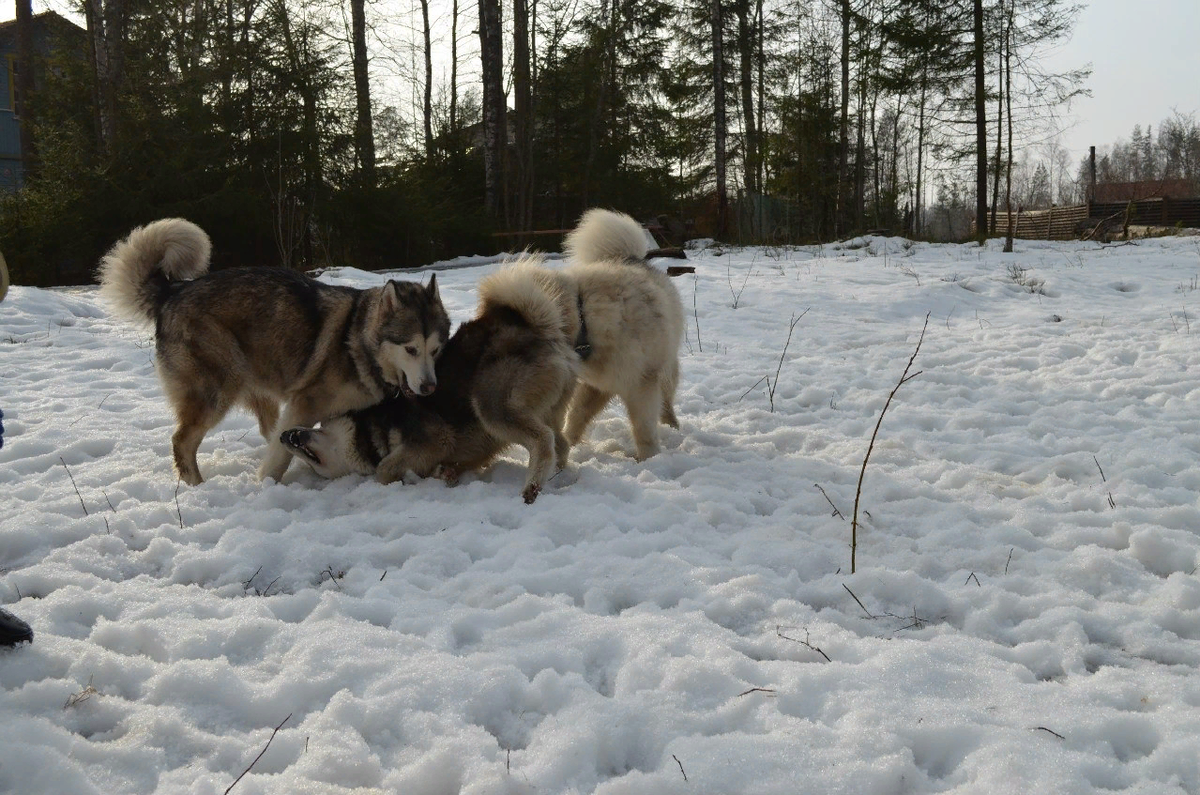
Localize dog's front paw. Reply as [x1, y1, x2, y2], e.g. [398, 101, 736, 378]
[436, 464, 462, 487]
[522, 482, 541, 504]
[375, 468, 404, 485]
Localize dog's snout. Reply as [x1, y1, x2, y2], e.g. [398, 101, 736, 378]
[419, 381, 436, 396]
[281, 428, 309, 448]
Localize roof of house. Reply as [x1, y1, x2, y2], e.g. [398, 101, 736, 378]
[1094, 178, 1195, 202]
[0, 10, 85, 33]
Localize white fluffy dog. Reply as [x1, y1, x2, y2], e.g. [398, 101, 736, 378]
[560, 209, 685, 460]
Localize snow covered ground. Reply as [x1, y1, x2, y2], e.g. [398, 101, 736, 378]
[3, 234, 1200, 794]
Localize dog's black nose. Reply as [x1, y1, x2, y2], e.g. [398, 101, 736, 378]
[419, 382, 436, 396]
[281, 428, 309, 448]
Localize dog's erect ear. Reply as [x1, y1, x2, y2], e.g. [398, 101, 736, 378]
[427, 273, 439, 301]
[380, 280, 400, 313]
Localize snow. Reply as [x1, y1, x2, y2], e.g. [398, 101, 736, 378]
[3, 235, 1200, 793]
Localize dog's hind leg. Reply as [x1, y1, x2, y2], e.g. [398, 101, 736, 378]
[564, 384, 613, 446]
[243, 393, 280, 441]
[170, 390, 235, 485]
[485, 417, 556, 503]
[550, 383, 576, 468]
[475, 406, 557, 504]
[659, 358, 680, 429]
[623, 375, 663, 461]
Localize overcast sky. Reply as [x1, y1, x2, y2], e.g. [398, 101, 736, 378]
[4, 0, 1197, 166]
[1042, 0, 1200, 161]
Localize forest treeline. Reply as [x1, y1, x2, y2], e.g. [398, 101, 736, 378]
[0, 0, 1099, 285]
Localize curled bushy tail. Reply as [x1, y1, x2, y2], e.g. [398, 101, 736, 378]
[564, 208, 650, 264]
[97, 218, 211, 324]
[477, 255, 569, 338]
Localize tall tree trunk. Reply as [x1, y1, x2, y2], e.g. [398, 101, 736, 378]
[712, 0, 728, 237]
[85, 0, 123, 155]
[582, 0, 613, 208]
[973, 0, 988, 240]
[14, 0, 36, 180]
[513, 0, 532, 231]
[419, 0, 433, 155]
[278, 0, 319, 267]
[755, 0, 764, 193]
[735, 0, 757, 196]
[1003, 0, 1015, 252]
[836, 0, 850, 237]
[915, 63, 927, 237]
[890, 95, 901, 228]
[350, 0, 376, 186]
[449, 0, 459, 134]
[854, 67, 867, 231]
[102, 0, 126, 144]
[478, 0, 505, 218]
[870, 94, 879, 227]
[989, 0, 1003, 234]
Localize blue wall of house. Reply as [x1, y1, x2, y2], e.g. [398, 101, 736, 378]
[0, 35, 25, 189]
[0, 13, 86, 191]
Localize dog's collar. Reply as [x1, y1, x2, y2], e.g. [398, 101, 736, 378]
[573, 294, 592, 360]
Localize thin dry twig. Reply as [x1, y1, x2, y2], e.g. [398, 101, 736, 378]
[673, 754, 687, 782]
[243, 566, 263, 591]
[739, 374, 769, 401]
[1094, 455, 1116, 508]
[60, 458, 88, 516]
[736, 687, 779, 697]
[174, 481, 184, 529]
[766, 308, 810, 412]
[814, 483, 845, 520]
[1032, 726, 1065, 740]
[321, 566, 344, 590]
[224, 714, 292, 795]
[64, 677, 97, 709]
[776, 626, 832, 662]
[851, 313, 929, 573]
[965, 572, 981, 587]
[842, 584, 875, 618]
[727, 259, 753, 309]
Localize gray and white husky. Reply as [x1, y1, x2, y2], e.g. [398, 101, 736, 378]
[280, 209, 685, 501]
[97, 218, 449, 485]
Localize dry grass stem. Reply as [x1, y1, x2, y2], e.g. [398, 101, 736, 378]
[60, 458, 88, 516]
[224, 714, 292, 794]
[64, 677, 98, 709]
[776, 625, 832, 662]
[814, 483, 845, 520]
[673, 755, 687, 782]
[850, 313, 929, 573]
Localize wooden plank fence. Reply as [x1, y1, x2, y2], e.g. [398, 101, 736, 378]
[979, 197, 1200, 241]
[1089, 197, 1200, 230]
[984, 205, 1090, 240]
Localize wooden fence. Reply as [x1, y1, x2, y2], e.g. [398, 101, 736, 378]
[983, 205, 1090, 240]
[978, 197, 1200, 241]
[1089, 197, 1200, 230]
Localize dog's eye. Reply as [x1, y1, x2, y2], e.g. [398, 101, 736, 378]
[405, 345, 418, 356]
[430, 347, 440, 357]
